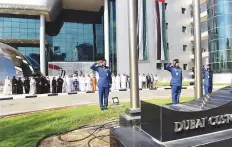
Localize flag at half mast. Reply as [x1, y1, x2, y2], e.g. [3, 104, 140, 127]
[157, 0, 165, 3]
[155, 0, 168, 61]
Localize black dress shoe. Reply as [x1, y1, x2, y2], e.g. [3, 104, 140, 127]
[101, 108, 104, 111]
[104, 107, 108, 110]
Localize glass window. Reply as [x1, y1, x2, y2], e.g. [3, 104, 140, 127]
[4, 33, 11, 38]
[4, 28, 11, 33]
[201, 21, 208, 32]
[19, 18, 27, 23]
[28, 23, 35, 28]
[0, 15, 39, 40]
[12, 22, 19, 28]
[182, 26, 187, 33]
[156, 63, 162, 70]
[181, 8, 186, 14]
[12, 18, 19, 22]
[183, 45, 187, 51]
[12, 33, 20, 38]
[183, 64, 188, 70]
[4, 21, 11, 27]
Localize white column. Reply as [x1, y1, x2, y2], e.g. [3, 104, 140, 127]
[40, 14, 46, 75]
[104, 0, 110, 66]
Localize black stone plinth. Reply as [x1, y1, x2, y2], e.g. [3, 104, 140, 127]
[119, 114, 140, 127]
[125, 108, 141, 116]
[119, 108, 141, 127]
[113, 87, 232, 146]
[141, 87, 232, 142]
[110, 126, 232, 147]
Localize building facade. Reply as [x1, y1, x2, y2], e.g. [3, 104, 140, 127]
[207, 0, 232, 82]
[0, 0, 231, 84]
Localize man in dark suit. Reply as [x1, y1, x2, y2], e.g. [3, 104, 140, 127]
[90, 59, 112, 110]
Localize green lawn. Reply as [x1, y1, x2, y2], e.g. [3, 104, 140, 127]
[0, 97, 193, 147]
[159, 81, 191, 86]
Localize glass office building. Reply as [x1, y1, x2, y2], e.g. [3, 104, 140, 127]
[208, 0, 232, 73]
[0, 8, 116, 74]
[0, 10, 106, 61]
[46, 10, 105, 62]
[0, 0, 119, 85]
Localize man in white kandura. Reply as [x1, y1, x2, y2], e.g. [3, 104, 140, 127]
[65, 75, 72, 93]
[29, 77, 36, 95]
[85, 74, 92, 91]
[115, 74, 121, 90]
[69, 75, 74, 92]
[139, 74, 143, 89]
[111, 74, 116, 90]
[121, 74, 127, 89]
[142, 74, 147, 89]
[3, 76, 12, 95]
[73, 74, 78, 81]
[79, 74, 86, 92]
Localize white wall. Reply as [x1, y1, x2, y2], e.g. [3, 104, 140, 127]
[116, 0, 130, 75]
[164, 0, 193, 79]
[116, 0, 193, 81]
[213, 74, 232, 84]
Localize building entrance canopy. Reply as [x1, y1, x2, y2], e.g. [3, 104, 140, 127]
[0, 38, 42, 45]
[0, 0, 104, 22]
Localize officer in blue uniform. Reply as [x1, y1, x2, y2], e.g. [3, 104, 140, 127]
[202, 65, 213, 95]
[90, 59, 112, 110]
[166, 59, 182, 104]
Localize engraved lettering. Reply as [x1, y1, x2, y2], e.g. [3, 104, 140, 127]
[183, 120, 190, 130]
[225, 114, 230, 123]
[174, 122, 183, 132]
[195, 119, 202, 129]
[220, 115, 227, 124]
[173, 114, 232, 133]
[190, 119, 196, 129]
[215, 116, 221, 125]
[201, 118, 206, 127]
[208, 117, 216, 125]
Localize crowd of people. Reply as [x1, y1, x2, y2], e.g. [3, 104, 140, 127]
[1, 73, 160, 95]
[3, 75, 54, 95]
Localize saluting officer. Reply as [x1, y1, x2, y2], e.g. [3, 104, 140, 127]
[202, 65, 213, 95]
[166, 59, 182, 104]
[90, 59, 112, 110]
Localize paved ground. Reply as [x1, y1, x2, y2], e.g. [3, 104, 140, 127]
[0, 88, 220, 117]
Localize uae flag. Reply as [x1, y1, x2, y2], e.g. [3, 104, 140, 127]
[157, 0, 165, 3]
[155, 0, 168, 60]
[137, 0, 148, 60]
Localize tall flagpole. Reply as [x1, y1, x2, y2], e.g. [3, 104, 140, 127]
[128, 0, 140, 109]
[193, 0, 203, 99]
[104, 0, 110, 66]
